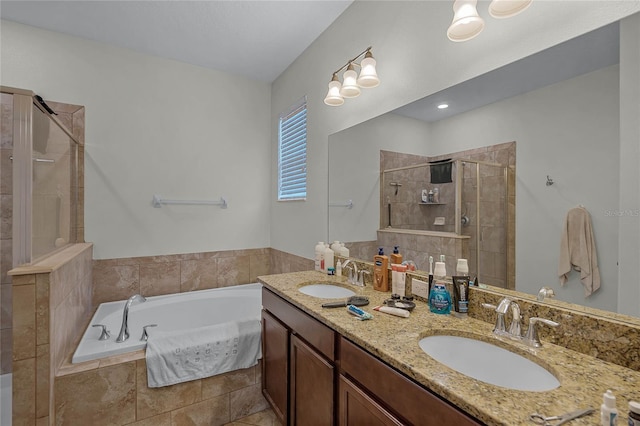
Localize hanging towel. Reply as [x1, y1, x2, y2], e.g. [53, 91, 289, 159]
[558, 206, 601, 296]
[145, 318, 261, 388]
[430, 159, 453, 184]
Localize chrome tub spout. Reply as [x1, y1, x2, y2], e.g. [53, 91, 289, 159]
[116, 294, 146, 343]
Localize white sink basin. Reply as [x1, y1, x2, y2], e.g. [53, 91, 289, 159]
[298, 284, 356, 299]
[418, 335, 560, 392]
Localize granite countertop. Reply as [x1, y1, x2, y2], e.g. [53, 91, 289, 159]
[258, 271, 640, 426]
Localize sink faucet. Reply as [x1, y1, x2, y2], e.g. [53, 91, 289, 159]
[357, 270, 370, 287]
[116, 294, 146, 343]
[482, 298, 522, 339]
[342, 259, 358, 285]
[523, 317, 559, 348]
[537, 286, 555, 301]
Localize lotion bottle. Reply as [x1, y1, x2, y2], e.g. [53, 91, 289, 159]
[390, 246, 403, 264]
[373, 248, 389, 292]
[601, 390, 618, 426]
[324, 245, 334, 272]
[315, 242, 325, 271]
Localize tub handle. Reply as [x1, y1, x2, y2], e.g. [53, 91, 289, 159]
[140, 324, 158, 342]
[92, 324, 111, 341]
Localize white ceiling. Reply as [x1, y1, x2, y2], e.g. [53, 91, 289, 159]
[0, 0, 353, 83]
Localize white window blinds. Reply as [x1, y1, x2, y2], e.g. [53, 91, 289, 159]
[278, 97, 307, 201]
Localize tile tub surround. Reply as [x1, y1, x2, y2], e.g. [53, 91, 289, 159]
[54, 358, 267, 426]
[258, 270, 640, 426]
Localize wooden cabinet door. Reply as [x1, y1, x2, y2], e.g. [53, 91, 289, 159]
[290, 334, 334, 426]
[338, 375, 404, 426]
[262, 310, 289, 425]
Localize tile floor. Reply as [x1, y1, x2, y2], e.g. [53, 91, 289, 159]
[224, 408, 281, 426]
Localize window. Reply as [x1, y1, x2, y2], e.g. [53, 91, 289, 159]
[278, 97, 307, 201]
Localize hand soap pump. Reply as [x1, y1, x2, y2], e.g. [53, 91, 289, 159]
[390, 246, 403, 264]
[600, 389, 618, 426]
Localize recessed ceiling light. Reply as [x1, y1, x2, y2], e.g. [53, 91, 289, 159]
[437, 103, 449, 109]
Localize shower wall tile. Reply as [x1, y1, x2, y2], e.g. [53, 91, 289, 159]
[1, 328, 12, 373]
[35, 275, 49, 345]
[1, 283, 11, 329]
[1, 194, 12, 238]
[127, 413, 172, 426]
[35, 343, 49, 419]
[12, 283, 36, 360]
[140, 262, 180, 297]
[12, 358, 36, 426]
[1, 149, 13, 195]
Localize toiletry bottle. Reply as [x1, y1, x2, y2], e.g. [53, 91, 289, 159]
[336, 260, 342, 277]
[427, 190, 434, 203]
[429, 262, 451, 314]
[373, 247, 389, 292]
[601, 390, 618, 426]
[324, 245, 334, 273]
[628, 401, 640, 426]
[456, 258, 469, 276]
[390, 246, 403, 264]
[315, 242, 325, 271]
[330, 241, 342, 253]
[433, 187, 439, 203]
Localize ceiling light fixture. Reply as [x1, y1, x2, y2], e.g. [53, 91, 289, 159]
[437, 103, 449, 109]
[324, 47, 380, 106]
[447, 0, 533, 42]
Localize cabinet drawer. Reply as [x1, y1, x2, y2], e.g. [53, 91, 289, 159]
[262, 287, 335, 361]
[339, 337, 482, 426]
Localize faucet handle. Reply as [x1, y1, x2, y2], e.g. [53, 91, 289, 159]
[92, 324, 111, 341]
[524, 317, 559, 348]
[140, 324, 158, 342]
[357, 270, 370, 286]
[481, 303, 507, 334]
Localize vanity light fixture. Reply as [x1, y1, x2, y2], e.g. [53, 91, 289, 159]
[324, 47, 380, 106]
[447, 0, 533, 42]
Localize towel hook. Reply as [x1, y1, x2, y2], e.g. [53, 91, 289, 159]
[546, 175, 554, 186]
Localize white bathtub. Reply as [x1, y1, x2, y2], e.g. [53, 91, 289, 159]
[72, 283, 262, 363]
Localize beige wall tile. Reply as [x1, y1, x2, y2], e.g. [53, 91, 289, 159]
[201, 365, 255, 399]
[36, 277, 49, 345]
[36, 416, 49, 426]
[126, 413, 171, 426]
[1, 239, 12, 284]
[13, 357, 36, 426]
[171, 396, 230, 426]
[180, 258, 217, 292]
[1, 195, 12, 240]
[217, 256, 251, 287]
[229, 383, 268, 421]
[1, 282, 12, 330]
[36, 344, 50, 419]
[139, 262, 180, 297]
[12, 274, 36, 286]
[54, 362, 136, 426]
[13, 283, 36, 360]
[1, 328, 12, 374]
[136, 359, 201, 420]
[249, 254, 270, 283]
[93, 264, 139, 305]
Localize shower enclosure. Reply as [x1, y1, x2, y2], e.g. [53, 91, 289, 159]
[1, 88, 82, 423]
[381, 158, 511, 288]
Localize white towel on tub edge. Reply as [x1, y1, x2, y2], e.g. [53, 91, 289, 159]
[145, 318, 261, 388]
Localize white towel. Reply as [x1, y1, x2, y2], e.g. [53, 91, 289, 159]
[558, 206, 601, 296]
[145, 318, 261, 388]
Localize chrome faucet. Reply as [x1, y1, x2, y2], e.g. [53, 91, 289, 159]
[523, 317, 559, 348]
[342, 259, 358, 285]
[482, 297, 522, 339]
[116, 294, 147, 343]
[537, 286, 555, 302]
[357, 269, 370, 286]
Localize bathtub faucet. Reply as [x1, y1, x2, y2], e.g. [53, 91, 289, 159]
[116, 294, 147, 343]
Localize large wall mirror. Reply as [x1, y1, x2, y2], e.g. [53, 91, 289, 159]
[328, 16, 639, 320]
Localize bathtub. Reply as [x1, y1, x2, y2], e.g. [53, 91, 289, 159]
[72, 283, 262, 363]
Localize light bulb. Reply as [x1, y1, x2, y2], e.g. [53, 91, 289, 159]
[339, 64, 361, 98]
[489, 0, 532, 18]
[357, 53, 380, 88]
[447, 0, 485, 42]
[324, 77, 344, 106]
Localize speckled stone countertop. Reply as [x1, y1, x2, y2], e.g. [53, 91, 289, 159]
[258, 271, 640, 426]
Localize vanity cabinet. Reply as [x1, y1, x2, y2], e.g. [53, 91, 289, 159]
[261, 287, 482, 426]
[262, 288, 335, 425]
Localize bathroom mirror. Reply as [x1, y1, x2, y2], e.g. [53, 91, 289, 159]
[328, 18, 639, 320]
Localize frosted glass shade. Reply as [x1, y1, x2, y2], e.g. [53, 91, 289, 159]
[357, 56, 380, 88]
[339, 68, 361, 98]
[324, 80, 344, 106]
[489, 0, 532, 18]
[447, 0, 485, 42]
